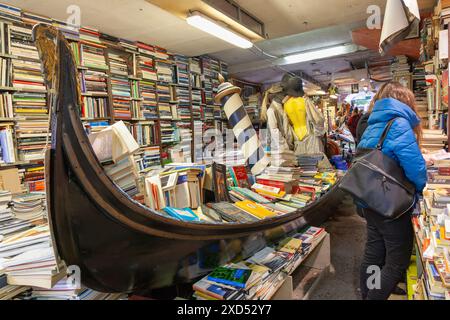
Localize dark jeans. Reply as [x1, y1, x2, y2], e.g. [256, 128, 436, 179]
[359, 208, 413, 300]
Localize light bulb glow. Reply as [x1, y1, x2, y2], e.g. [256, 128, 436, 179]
[186, 12, 253, 49]
[282, 44, 358, 65]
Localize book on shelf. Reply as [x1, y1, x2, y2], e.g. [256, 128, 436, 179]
[0, 57, 12, 87]
[13, 92, 48, 118]
[0, 126, 15, 163]
[0, 3, 22, 24]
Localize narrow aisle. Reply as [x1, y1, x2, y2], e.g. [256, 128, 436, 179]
[308, 197, 366, 300]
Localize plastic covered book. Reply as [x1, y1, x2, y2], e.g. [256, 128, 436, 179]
[207, 267, 252, 289]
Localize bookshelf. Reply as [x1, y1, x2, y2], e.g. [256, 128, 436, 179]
[0, 3, 230, 175]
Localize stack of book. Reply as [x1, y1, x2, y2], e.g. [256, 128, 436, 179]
[192, 226, 327, 300]
[423, 129, 448, 151]
[413, 157, 450, 300]
[136, 42, 155, 57]
[19, 278, 128, 300]
[80, 42, 108, 70]
[140, 80, 158, 119]
[156, 60, 174, 83]
[160, 121, 176, 144]
[10, 192, 46, 222]
[103, 157, 139, 197]
[189, 57, 202, 74]
[141, 146, 161, 168]
[245, 93, 260, 123]
[0, 224, 66, 290]
[168, 122, 192, 163]
[391, 55, 410, 78]
[170, 85, 191, 120]
[108, 52, 129, 76]
[128, 121, 158, 147]
[11, 59, 45, 92]
[297, 154, 323, 176]
[413, 64, 429, 128]
[13, 92, 47, 118]
[0, 3, 22, 23]
[157, 83, 171, 120]
[80, 70, 108, 95]
[174, 55, 189, 86]
[14, 119, 50, 161]
[21, 165, 45, 192]
[137, 55, 157, 81]
[51, 19, 79, 41]
[269, 150, 298, 167]
[8, 25, 39, 61]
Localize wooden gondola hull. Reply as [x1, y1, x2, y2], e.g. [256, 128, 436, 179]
[35, 26, 344, 293]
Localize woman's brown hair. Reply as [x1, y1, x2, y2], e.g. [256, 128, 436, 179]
[377, 82, 423, 144]
[368, 82, 388, 113]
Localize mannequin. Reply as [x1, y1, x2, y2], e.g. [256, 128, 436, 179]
[262, 85, 295, 152]
[280, 73, 326, 155]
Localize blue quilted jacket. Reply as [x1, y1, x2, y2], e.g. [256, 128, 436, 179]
[358, 98, 427, 193]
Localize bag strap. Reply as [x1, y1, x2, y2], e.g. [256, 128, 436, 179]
[376, 118, 398, 150]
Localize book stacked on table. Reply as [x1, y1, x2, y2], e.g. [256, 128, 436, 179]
[10, 192, 46, 222]
[269, 150, 298, 167]
[192, 226, 327, 300]
[17, 278, 128, 300]
[0, 223, 66, 290]
[14, 119, 50, 161]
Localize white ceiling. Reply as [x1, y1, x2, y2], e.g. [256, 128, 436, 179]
[3, 0, 437, 85]
[3, 0, 235, 56]
[234, 0, 386, 39]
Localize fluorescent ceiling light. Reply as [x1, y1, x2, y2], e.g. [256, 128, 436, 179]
[330, 94, 338, 99]
[316, 90, 326, 95]
[186, 11, 253, 49]
[282, 44, 359, 65]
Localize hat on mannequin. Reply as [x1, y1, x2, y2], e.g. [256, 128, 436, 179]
[281, 73, 305, 97]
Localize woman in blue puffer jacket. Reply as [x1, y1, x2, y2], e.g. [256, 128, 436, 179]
[357, 82, 427, 300]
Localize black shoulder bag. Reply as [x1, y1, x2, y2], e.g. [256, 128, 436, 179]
[339, 118, 416, 219]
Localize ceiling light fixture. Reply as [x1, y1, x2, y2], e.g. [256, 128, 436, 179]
[186, 11, 253, 49]
[330, 94, 338, 99]
[316, 90, 327, 95]
[281, 44, 359, 65]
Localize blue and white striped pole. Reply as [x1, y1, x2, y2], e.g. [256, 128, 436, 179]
[215, 75, 269, 175]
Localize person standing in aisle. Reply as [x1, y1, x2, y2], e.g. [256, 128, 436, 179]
[357, 82, 427, 300]
[347, 108, 361, 138]
[356, 83, 388, 144]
